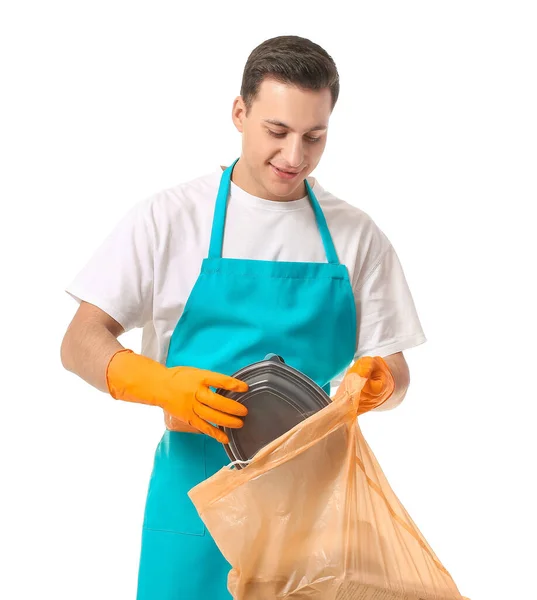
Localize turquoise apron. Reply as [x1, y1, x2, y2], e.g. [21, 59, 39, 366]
[136, 159, 357, 599]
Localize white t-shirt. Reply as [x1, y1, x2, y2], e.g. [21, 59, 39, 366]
[66, 166, 426, 386]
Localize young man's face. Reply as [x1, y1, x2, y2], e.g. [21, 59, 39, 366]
[232, 77, 332, 201]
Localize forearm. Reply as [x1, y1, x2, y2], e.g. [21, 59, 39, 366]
[60, 319, 124, 393]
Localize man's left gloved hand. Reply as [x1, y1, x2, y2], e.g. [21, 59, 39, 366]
[344, 356, 395, 414]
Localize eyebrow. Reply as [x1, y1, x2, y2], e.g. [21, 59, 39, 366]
[263, 119, 328, 132]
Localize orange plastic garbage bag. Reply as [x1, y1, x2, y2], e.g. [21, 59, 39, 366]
[188, 371, 469, 600]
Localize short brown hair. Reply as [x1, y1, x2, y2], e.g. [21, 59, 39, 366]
[240, 35, 340, 115]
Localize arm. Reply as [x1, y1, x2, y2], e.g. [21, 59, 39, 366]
[60, 302, 248, 443]
[60, 301, 125, 393]
[349, 231, 426, 411]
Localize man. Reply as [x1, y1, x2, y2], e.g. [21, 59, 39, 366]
[61, 35, 426, 599]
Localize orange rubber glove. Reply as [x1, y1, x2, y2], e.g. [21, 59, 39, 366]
[346, 356, 395, 415]
[105, 349, 248, 443]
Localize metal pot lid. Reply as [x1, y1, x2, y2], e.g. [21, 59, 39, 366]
[215, 354, 331, 467]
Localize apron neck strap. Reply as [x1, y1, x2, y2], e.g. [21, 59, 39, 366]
[208, 158, 340, 265]
[304, 177, 340, 265]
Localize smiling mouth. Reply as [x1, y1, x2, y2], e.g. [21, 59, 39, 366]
[271, 164, 300, 174]
[270, 164, 303, 178]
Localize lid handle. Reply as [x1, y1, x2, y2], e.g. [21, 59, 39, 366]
[264, 353, 285, 364]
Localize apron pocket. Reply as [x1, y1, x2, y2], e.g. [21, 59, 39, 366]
[143, 431, 207, 536]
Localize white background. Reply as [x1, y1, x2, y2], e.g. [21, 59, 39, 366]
[1, 1, 536, 599]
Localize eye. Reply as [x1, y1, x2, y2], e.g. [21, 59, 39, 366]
[267, 130, 322, 143]
[267, 130, 286, 138]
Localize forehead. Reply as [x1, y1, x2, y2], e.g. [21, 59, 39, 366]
[250, 77, 332, 126]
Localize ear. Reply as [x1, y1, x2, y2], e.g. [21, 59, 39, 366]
[231, 96, 247, 133]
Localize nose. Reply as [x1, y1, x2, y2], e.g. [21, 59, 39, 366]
[280, 135, 305, 169]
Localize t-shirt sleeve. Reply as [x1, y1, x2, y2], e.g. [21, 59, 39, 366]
[65, 197, 155, 332]
[352, 243, 427, 359]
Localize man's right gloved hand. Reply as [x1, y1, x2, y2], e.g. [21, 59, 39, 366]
[105, 349, 248, 443]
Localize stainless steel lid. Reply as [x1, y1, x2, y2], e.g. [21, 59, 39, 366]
[215, 354, 331, 467]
